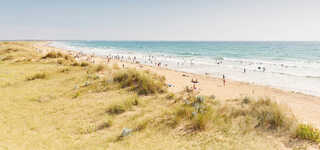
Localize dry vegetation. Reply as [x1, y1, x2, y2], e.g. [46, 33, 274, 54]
[0, 41, 319, 150]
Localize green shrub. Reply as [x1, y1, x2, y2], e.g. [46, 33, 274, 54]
[113, 69, 166, 95]
[296, 124, 320, 143]
[26, 72, 46, 81]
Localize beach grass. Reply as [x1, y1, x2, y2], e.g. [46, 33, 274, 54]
[0, 41, 319, 150]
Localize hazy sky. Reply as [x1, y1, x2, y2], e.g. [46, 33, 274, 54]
[1, 0, 320, 41]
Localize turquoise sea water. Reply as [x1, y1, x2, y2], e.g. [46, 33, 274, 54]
[51, 41, 320, 96]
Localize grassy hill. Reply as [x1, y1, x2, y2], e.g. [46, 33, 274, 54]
[0, 42, 319, 150]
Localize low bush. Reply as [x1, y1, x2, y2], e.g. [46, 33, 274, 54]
[113, 69, 166, 95]
[295, 124, 320, 143]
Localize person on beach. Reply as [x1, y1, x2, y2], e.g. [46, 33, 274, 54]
[191, 78, 199, 84]
[191, 78, 199, 90]
[222, 74, 226, 87]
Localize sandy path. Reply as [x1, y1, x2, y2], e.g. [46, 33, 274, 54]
[38, 42, 320, 128]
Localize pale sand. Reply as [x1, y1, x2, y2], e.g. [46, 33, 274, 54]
[36, 41, 320, 128]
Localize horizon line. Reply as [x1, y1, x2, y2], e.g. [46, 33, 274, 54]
[1, 40, 320, 42]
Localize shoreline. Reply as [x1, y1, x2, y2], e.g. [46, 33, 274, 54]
[50, 41, 320, 97]
[37, 41, 320, 128]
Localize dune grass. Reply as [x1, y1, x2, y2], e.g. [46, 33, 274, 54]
[26, 72, 47, 81]
[0, 41, 319, 150]
[296, 124, 320, 143]
[113, 68, 167, 95]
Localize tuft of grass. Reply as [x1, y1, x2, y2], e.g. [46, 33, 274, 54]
[80, 62, 89, 67]
[72, 62, 80, 66]
[242, 96, 251, 104]
[59, 67, 70, 73]
[113, 68, 166, 95]
[175, 105, 194, 121]
[57, 52, 63, 57]
[26, 72, 47, 81]
[57, 58, 64, 65]
[113, 63, 120, 70]
[166, 93, 175, 100]
[106, 95, 139, 115]
[172, 95, 212, 131]
[94, 64, 105, 72]
[134, 119, 149, 132]
[72, 91, 81, 99]
[96, 120, 113, 131]
[295, 124, 320, 143]
[249, 98, 294, 130]
[106, 104, 125, 115]
[0, 47, 19, 55]
[1, 55, 14, 61]
[191, 111, 211, 131]
[42, 51, 59, 59]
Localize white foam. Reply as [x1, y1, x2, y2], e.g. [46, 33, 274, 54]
[50, 41, 320, 97]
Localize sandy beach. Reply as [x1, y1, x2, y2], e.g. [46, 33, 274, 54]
[35, 41, 320, 129]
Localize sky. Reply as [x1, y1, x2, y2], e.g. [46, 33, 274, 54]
[1, 0, 320, 41]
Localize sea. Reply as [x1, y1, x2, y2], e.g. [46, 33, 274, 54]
[50, 41, 320, 97]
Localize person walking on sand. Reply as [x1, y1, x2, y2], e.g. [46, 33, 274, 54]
[222, 74, 226, 87]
